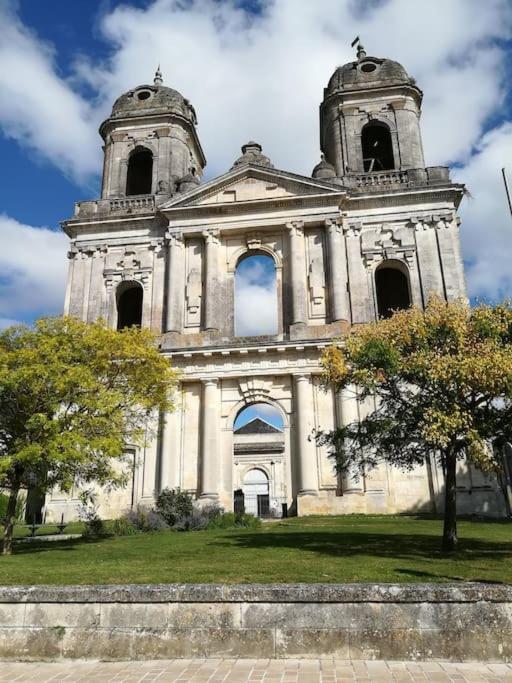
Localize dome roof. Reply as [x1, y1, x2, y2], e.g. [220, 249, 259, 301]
[326, 53, 415, 97]
[109, 70, 197, 124]
[231, 141, 274, 170]
[312, 154, 336, 179]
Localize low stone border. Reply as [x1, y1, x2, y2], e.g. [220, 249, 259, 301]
[0, 583, 510, 661]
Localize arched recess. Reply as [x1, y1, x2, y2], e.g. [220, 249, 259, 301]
[375, 260, 411, 319]
[233, 401, 285, 432]
[116, 281, 143, 329]
[361, 121, 395, 172]
[234, 252, 278, 336]
[126, 147, 153, 195]
[227, 396, 289, 432]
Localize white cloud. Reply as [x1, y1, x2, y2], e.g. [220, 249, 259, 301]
[1, 0, 512, 304]
[0, 0, 100, 184]
[235, 257, 278, 336]
[0, 214, 68, 323]
[454, 123, 512, 300]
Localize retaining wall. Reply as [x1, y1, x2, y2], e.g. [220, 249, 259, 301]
[0, 583, 510, 661]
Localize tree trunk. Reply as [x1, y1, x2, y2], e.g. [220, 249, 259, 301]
[442, 450, 457, 552]
[1, 482, 20, 556]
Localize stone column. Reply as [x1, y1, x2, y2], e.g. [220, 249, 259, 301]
[294, 374, 318, 495]
[203, 229, 220, 331]
[165, 229, 185, 333]
[345, 222, 371, 323]
[436, 215, 467, 301]
[159, 409, 179, 492]
[287, 221, 307, 325]
[200, 378, 220, 500]
[336, 385, 364, 494]
[326, 217, 350, 323]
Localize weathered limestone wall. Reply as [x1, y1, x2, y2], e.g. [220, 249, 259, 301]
[0, 584, 510, 661]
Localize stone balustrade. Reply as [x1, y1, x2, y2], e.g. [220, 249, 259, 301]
[74, 195, 156, 219]
[344, 166, 450, 190]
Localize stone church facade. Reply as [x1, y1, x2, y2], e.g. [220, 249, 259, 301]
[48, 50, 510, 520]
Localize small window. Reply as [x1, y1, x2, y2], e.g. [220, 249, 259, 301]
[361, 62, 377, 73]
[137, 90, 152, 101]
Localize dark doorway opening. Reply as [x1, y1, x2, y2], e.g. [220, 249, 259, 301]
[362, 121, 395, 172]
[375, 266, 411, 318]
[257, 494, 270, 518]
[126, 149, 153, 195]
[117, 283, 143, 329]
[234, 489, 245, 514]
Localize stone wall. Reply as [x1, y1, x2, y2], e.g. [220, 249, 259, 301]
[0, 583, 510, 662]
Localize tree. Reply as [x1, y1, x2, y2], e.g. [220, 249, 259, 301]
[318, 297, 512, 552]
[0, 317, 178, 555]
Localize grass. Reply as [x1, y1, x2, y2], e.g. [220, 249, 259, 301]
[0, 515, 510, 585]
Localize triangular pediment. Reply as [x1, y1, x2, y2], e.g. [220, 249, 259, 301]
[160, 164, 343, 210]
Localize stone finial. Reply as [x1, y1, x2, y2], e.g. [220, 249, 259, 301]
[154, 65, 163, 86]
[357, 43, 366, 60]
[231, 141, 274, 169]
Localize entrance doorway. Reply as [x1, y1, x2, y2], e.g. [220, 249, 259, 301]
[242, 468, 269, 516]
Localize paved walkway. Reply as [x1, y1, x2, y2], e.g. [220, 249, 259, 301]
[0, 660, 511, 682]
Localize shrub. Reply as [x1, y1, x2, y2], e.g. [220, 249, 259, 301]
[174, 504, 222, 531]
[124, 506, 169, 532]
[111, 516, 139, 536]
[155, 488, 193, 526]
[207, 512, 262, 530]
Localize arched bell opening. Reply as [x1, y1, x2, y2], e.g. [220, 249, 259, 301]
[116, 281, 143, 330]
[375, 261, 411, 319]
[126, 147, 153, 196]
[361, 121, 395, 172]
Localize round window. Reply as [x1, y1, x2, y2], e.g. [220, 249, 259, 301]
[361, 62, 377, 73]
[137, 90, 151, 101]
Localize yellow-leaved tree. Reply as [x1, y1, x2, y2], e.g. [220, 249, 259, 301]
[318, 297, 512, 552]
[0, 317, 178, 555]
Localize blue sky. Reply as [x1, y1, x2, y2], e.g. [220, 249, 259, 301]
[1, 0, 512, 329]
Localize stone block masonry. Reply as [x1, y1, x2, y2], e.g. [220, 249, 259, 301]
[0, 583, 510, 661]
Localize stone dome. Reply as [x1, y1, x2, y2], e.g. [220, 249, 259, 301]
[312, 154, 336, 179]
[231, 141, 274, 170]
[109, 82, 197, 124]
[326, 54, 415, 96]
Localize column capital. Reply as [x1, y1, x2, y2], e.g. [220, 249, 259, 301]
[165, 228, 184, 247]
[325, 216, 343, 234]
[286, 220, 304, 237]
[202, 228, 220, 245]
[201, 377, 219, 387]
[293, 372, 311, 382]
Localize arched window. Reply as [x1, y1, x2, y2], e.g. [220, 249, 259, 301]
[116, 282, 143, 330]
[126, 148, 153, 196]
[375, 262, 411, 319]
[243, 468, 269, 517]
[361, 121, 395, 172]
[235, 253, 277, 336]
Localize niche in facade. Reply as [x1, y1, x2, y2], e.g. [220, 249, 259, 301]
[235, 253, 277, 336]
[375, 263, 411, 318]
[116, 281, 143, 329]
[126, 148, 153, 195]
[362, 121, 395, 172]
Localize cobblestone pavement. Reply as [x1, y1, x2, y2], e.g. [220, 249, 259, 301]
[0, 660, 511, 682]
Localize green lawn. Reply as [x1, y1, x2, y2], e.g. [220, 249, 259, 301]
[0, 515, 510, 585]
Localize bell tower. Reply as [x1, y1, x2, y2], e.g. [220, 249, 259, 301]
[319, 43, 425, 177]
[99, 68, 206, 200]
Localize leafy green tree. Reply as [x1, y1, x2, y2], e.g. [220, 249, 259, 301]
[0, 317, 178, 555]
[318, 297, 512, 551]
